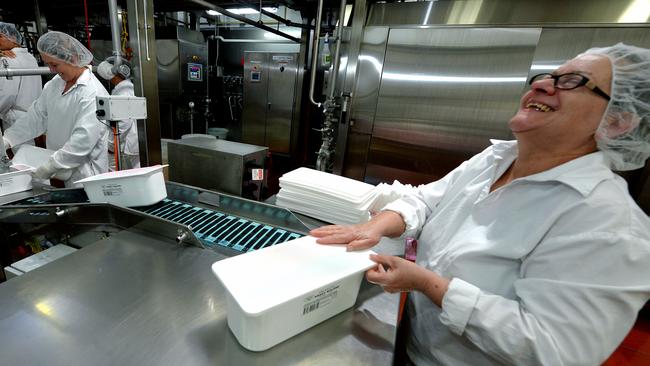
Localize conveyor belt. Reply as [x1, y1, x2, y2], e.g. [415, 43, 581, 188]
[10, 194, 304, 253]
[137, 198, 303, 252]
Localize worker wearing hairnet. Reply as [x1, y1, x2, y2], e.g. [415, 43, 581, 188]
[312, 43, 650, 365]
[97, 56, 140, 170]
[0, 22, 42, 152]
[3, 31, 109, 187]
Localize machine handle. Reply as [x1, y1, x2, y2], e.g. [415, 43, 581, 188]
[267, 102, 271, 110]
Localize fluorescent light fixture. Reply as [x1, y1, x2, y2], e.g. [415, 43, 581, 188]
[263, 30, 301, 40]
[206, 7, 277, 16]
[619, 0, 650, 22]
[382, 72, 526, 83]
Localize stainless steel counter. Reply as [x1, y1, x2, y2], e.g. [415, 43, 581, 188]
[0, 227, 399, 365]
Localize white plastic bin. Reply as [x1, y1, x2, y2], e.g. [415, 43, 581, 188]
[0, 164, 33, 197]
[74, 165, 167, 207]
[211, 235, 376, 351]
[11, 145, 72, 180]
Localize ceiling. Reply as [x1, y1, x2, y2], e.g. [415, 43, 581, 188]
[1, 0, 347, 26]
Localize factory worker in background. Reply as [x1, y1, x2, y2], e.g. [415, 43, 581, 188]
[311, 43, 650, 365]
[3, 31, 109, 187]
[0, 22, 42, 152]
[97, 56, 140, 170]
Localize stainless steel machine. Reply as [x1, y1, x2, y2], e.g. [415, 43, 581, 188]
[167, 138, 268, 200]
[242, 51, 300, 155]
[0, 183, 400, 365]
[157, 26, 208, 139]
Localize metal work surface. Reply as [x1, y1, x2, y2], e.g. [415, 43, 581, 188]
[0, 229, 398, 365]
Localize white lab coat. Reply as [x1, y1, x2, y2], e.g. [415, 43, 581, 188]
[106, 79, 140, 170]
[383, 140, 650, 365]
[0, 48, 42, 149]
[4, 67, 110, 187]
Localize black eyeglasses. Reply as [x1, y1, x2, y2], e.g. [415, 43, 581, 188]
[528, 73, 611, 101]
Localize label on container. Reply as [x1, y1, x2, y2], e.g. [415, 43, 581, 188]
[302, 283, 340, 315]
[252, 169, 264, 181]
[101, 184, 123, 197]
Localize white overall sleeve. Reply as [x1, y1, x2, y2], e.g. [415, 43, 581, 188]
[3, 91, 47, 146]
[50, 95, 106, 170]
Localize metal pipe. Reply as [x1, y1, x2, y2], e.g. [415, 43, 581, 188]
[108, 0, 122, 60]
[190, 0, 300, 43]
[0, 67, 54, 77]
[212, 35, 293, 43]
[308, 0, 325, 107]
[328, 0, 347, 99]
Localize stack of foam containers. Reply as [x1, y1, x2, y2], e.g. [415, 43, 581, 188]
[276, 167, 381, 225]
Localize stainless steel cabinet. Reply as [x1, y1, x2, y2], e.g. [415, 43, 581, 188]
[242, 52, 299, 154]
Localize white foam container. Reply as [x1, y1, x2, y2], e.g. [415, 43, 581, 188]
[0, 164, 34, 197]
[74, 165, 167, 207]
[212, 236, 376, 352]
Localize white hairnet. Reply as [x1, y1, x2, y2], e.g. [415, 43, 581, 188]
[0, 22, 23, 45]
[37, 31, 93, 67]
[584, 43, 650, 171]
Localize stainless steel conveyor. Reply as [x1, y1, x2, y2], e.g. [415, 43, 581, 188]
[0, 182, 400, 365]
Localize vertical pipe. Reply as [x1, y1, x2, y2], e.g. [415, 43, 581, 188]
[108, 0, 123, 68]
[308, 0, 325, 107]
[328, 0, 347, 99]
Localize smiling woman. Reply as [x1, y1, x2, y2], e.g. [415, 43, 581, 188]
[311, 43, 650, 365]
[3, 31, 110, 187]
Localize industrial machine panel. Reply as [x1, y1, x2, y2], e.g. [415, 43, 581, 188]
[167, 139, 268, 200]
[266, 53, 298, 154]
[242, 52, 299, 154]
[242, 52, 269, 147]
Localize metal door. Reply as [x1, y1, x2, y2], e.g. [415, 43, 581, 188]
[242, 52, 269, 147]
[266, 53, 298, 154]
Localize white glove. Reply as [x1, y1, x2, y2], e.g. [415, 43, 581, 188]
[33, 159, 58, 180]
[2, 137, 10, 150]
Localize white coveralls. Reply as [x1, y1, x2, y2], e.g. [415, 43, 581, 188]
[383, 140, 650, 365]
[107, 79, 140, 170]
[4, 67, 110, 187]
[0, 48, 42, 151]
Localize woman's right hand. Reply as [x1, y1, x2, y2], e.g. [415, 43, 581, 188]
[309, 210, 406, 251]
[310, 221, 383, 251]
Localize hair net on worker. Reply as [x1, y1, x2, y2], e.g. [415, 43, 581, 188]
[36, 31, 93, 67]
[0, 22, 23, 45]
[583, 43, 650, 171]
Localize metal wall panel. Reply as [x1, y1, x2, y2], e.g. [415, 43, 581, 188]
[367, 0, 650, 26]
[349, 27, 389, 135]
[366, 27, 540, 184]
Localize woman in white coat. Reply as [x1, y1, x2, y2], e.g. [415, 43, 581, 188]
[0, 22, 42, 152]
[311, 43, 650, 365]
[3, 31, 110, 187]
[97, 56, 140, 170]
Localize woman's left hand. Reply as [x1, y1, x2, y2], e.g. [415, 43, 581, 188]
[367, 254, 450, 307]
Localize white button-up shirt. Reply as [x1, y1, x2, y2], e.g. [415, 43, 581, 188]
[5, 67, 109, 186]
[384, 140, 650, 365]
